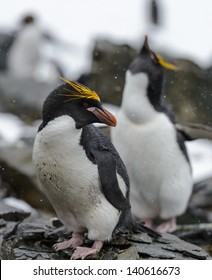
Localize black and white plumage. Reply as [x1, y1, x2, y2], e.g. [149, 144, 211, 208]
[32, 79, 159, 259]
[111, 37, 193, 233]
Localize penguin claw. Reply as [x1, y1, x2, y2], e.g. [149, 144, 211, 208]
[53, 233, 84, 251]
[70, 246, 98, 260]
[53, 240, 73, 251]
[71, 240, 103, 260]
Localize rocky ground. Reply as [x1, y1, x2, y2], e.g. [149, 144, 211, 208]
[0, 200, 211, 260]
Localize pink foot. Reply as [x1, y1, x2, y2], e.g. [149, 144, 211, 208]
[53, 232, 84, 251]
[144, 219, 153, 229]
[71, 240, 103, 260]
[156, 217, 177, 233]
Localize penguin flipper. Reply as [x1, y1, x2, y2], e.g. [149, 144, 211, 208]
[176, 122, 212, 141]
[91, 146, 130, 211]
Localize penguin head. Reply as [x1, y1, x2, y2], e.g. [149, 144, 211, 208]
[21, 14, 35, 25]
[122, 36, 177, 122]
[40, 79, 117, 130]
[129, 36, 176, 82]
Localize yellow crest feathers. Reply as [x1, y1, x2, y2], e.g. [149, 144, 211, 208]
[156, 55, 177, 70]
[59, 77, 100, 102]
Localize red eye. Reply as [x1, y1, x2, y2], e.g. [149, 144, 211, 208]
[150, 52, 158, 63]
[83, 102, 89, 108]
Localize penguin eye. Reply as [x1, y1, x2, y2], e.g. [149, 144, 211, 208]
[83, 102, 89, 109]
[150, 52, 158, 64]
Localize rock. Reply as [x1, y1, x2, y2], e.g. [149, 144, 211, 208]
[13, 247, 51, 260]
[0, 201, 30, 222]
[118, 246, 139, 260]
[78, 40, 136, 106]
[135, 243, 176, 259]
[0, 201, 210, 260]
[0, 74, 57, 122]
[164, 59, 212, 126]
[21, 224, 45, 241]
[100, 251, 118, 260]
[0, 219, 6, 228]
[127, 233, 152, 244]
[0, 154, 53, 212]
[176, 122, 212, 141]
[0, 114, 53, 212]
[188, 178, 212, 222]
[160, 235, 209, 260]
[179, 229, 212, 250]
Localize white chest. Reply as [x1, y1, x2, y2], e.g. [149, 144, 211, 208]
[33, 117, 100, 209]
[111, 106, 192, 219]
[112, 111, 182, 182]
[8, 26, 43, 75]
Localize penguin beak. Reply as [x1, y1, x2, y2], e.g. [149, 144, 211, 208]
[87, 106, 117, 127]
[156, 55, 177, 70]
[142, 36, 177, 71]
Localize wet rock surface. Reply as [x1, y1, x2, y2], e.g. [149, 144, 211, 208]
[164, 59, 212, 126]
[78, 40, 136, 106]
[0, 202, 30, 222]
[0, 115, 53, 211]
[0, 201, 211, 260]
[188, 178, 212, 222]
[0, 74, 56, 122]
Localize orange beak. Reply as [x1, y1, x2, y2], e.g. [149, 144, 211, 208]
[87, 106, 117, 127]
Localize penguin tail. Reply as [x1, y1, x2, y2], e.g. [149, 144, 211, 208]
[113, 209, 161, 239]
[131, 217, 161, 239]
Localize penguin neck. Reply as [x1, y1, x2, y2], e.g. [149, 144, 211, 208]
[121, 71, 164, 123]
[39, 115, 82, 145]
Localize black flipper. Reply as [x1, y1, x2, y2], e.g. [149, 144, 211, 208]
[90, 144, 130, 211]
[159, 102, 191, 164]
[80, 125, 130, 211]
